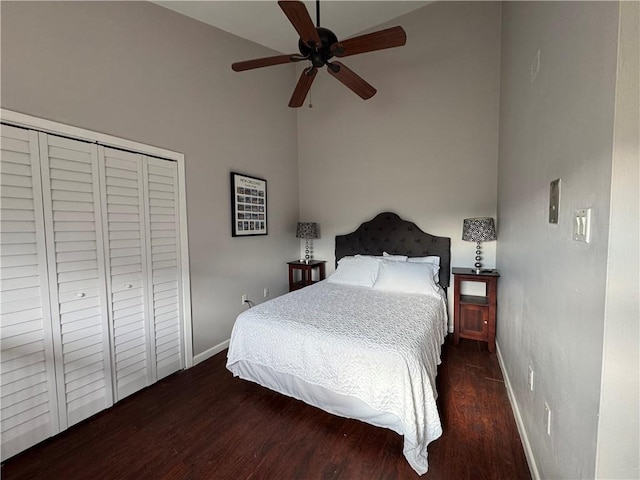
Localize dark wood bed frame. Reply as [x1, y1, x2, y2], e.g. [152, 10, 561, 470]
[335, 212, 452, 288]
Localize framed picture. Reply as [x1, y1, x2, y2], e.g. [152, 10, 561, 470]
[230, 172, 267, 236]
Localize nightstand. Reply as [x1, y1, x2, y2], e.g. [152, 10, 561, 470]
[288, 260, 326, 292]
[452, 267, 500, 353]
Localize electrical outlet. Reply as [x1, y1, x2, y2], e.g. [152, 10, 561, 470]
[544, 401, 552, 436]
[241, 294, 248, 305]
[528, 366, 534, 392]
[263, 288, 269, 298]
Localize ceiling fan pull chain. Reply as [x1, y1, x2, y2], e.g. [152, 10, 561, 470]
[307, 59, 314, 108]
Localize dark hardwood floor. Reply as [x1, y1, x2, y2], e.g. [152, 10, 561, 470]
[2, 336, 530, 479]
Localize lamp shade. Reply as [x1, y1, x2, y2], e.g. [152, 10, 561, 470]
[296, 222, 319, 239]
[462, 217, 497, 242]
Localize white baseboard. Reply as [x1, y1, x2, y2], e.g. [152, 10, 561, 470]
[496, 342, 540, 480]
[193, 339, 230, 366]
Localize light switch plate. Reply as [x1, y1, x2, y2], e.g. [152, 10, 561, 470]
[573, 208, 591, 243]
[549, 179, 560, 224]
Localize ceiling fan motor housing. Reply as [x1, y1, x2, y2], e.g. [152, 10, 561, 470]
[298, 27, 338, 67]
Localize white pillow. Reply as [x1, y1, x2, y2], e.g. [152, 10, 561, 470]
[407, 255, 441, 281]
[407, 255, 440, 266]
[328, 256, 381, 287]
[355, 254, 383, 260]
[373, 260, 440, 296]
[382, 252, 409, 261]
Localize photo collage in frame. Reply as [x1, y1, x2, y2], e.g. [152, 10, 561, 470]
[230, 172, 267, 236]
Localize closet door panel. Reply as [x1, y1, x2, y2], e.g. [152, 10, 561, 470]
[39, 134, 113, 429]
[0, 125, 59, 461]
[99, 147, 150, 400]
[144, 158, 183, 380]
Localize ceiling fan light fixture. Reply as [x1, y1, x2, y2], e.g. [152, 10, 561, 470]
[326, 62, 340, 74]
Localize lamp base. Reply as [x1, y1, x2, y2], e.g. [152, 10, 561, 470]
[304, 239, 311, 264]
[474, 241, 483, 274]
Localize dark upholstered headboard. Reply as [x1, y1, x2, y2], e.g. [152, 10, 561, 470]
[335, 212, 451, 288]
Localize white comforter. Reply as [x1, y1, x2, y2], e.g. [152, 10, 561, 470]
[226, 280, 448, 475]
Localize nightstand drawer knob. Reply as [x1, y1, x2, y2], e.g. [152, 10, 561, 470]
[484, 321, 488, 324]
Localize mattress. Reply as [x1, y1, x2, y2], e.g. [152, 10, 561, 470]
[226, 280, 448, 475]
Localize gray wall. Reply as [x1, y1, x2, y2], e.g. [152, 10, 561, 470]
[497, 2, 622, 478]
[596, 2, 640, 478]
[0, 1, 300, 357]
[297, 2, 502, 284]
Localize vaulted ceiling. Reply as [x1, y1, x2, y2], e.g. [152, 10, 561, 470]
[153, 1, 430, 54]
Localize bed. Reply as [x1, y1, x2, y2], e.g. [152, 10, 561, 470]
[226, 212, 451, 475]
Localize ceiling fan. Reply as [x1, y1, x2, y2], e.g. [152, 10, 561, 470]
[231, 0, 407, 108]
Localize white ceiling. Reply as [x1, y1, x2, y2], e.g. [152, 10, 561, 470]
[153, 1, 430, 54]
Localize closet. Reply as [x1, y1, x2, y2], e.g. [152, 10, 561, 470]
[0, 122, 188, 460]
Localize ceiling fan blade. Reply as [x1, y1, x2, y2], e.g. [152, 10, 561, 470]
[327, 62, 376, 100]
[331, 26, 407, 58]
[232, 54, 306, 72]
[289, 67, 317, 108]
[278, 1, 321, 48]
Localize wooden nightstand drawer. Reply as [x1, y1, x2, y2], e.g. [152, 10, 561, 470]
[459, 303, 489, 340]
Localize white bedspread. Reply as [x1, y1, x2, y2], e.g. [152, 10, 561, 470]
[226, 280, 448, 475]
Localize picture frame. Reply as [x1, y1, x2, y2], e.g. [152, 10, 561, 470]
[230, 172, 267, 237]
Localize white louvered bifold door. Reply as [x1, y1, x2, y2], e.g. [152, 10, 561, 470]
[0, 126, 60, 461]
[98, 147, 151, 401]
[144, 157, 183, 380]
[38, 133, 113, 430]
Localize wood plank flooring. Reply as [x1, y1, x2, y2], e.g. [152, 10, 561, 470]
[1, 336, 531, 479]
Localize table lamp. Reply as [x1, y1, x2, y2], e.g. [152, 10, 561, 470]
[462, 217, 497, 274]
[296, 222, 319, 264]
